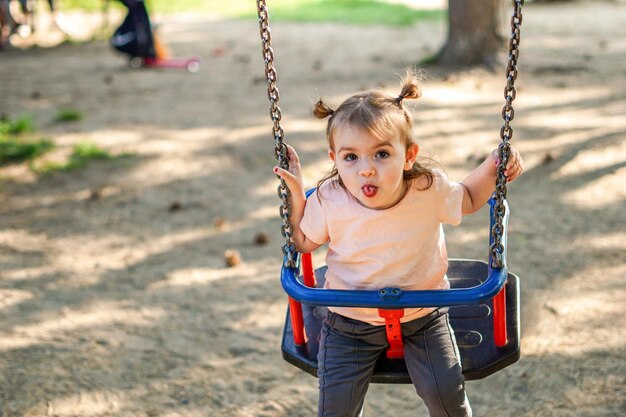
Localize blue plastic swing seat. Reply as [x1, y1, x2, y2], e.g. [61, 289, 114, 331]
[281, 259, 520, 383]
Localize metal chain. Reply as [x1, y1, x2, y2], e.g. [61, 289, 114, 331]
[257, 0, 522, 269]
[257, 0, 297, 268]
[491, 0, 524, 269]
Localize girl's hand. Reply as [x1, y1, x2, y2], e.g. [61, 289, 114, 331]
[272, 144, 320, 253]
[493, 147, 525, 183]
[273, 145, 304, 196]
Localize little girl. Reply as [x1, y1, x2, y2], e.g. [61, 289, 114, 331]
[273, 72, 524, 417]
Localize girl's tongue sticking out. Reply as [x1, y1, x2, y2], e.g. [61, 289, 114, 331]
[361, 184, 378, 198]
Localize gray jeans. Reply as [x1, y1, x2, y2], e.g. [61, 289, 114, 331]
[317, 308, 472, 417]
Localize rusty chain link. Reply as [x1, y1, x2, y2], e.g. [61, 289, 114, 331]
[491, 0, 524, 269]
[257, 0, 297, 268]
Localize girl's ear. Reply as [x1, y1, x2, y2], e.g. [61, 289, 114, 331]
[404, 143, 419, 170]
[328, 149, 336, 163]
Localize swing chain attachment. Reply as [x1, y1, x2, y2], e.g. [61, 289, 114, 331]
[257, 0, 297, 268]
[491, 0, 524, 269]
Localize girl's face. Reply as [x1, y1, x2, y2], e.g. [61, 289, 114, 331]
[329, 124, 418, 210]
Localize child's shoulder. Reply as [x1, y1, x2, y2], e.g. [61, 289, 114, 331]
[316, 180, 351, 203]
[409, 168, 450, 192]
[317, 179, 344, 196]
[431, 168, 449, 180]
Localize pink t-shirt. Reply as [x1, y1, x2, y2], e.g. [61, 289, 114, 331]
[300, 171, 464, 325]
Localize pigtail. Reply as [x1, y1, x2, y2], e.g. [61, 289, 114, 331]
[395, 70, 422, 105]
[313, 99, 335, 119]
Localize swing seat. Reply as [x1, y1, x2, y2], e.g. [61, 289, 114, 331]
[281, 259, 520, 383]
[280, 194, 521, 382]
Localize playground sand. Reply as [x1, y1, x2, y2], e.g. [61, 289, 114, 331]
[0, 1, 624, 416]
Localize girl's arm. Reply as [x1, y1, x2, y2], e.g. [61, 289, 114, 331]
[273, 145, 322, 254]
[461, 147, 524, 215]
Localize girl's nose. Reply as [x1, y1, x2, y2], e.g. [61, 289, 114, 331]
[358, 163, 375, 177]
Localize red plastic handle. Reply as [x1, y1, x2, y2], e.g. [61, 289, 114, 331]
[493, 285, 507, 347]
[289, 253, 317, 346]
[289, 297, 305, 346]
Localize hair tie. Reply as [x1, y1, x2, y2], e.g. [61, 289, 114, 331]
[395, 94, 405, 105]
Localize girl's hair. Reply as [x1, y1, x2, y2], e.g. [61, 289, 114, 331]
[314, 70, 434, 193]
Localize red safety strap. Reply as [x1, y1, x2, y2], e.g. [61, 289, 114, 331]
[378, 309, 405, 359]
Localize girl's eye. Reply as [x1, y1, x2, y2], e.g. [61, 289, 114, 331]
[344, 153, 357, 161]
[376, 151, 390, 159]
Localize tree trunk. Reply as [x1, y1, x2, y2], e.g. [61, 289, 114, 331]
[437, 0, 506, 69]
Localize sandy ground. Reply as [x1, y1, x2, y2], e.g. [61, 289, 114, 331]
[0, 1, 625, 416]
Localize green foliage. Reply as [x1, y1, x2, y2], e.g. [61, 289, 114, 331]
[35, 141, 134, 174]
[73, 141, 113, 160]
[0, 115, 52, 165]
[54, 109, 84, 123]
[0, 137, 54, 165]
[240, 0, 444, 26]
[60, 0, 121, 12]
[61, 0, 444, 26]
[0, 115, 133, 174]
[0, 115, 35, 135]
[37, 141, 112, 172]
[59, 0, 250, 14]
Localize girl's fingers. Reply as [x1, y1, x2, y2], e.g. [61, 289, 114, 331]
[274, 166, 298, 184]
[285, 145, 299, 163]
[280, 145, 301, 171]
[505, 164, 523, 181]
[490, 147, 523, 182]
[503, 150, 524, 182]
[275, 145, 304, 187]
[274, 166, 304, 194]
[273, 166, 290, 179]
[506, 153, 523, 171]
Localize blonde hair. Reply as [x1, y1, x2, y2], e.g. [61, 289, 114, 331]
[314, 70, 434, 193]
